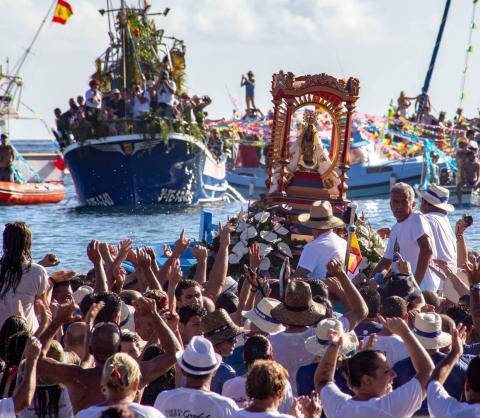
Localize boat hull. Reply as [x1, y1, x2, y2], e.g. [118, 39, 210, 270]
[63, 133, 227, 207]
[0, 181, 65, 205]
[227, 157, 425, 198]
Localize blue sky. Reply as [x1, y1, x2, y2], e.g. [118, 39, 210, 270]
[1, 0, 479, 139]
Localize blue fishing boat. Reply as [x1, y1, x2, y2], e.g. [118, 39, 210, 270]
[60, 2, 229, 207]
[64, 133, 227, 207]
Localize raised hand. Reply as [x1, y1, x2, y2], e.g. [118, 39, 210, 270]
[164, 310, 180, 332]
[326, 258, 344, 277]
[396, 253, 412, 275]
[136, 248, 152, 270]
[377, 227, 391, 239]
[191, 245, 208, 263]
[117, 239, 132, 261]
[145, 246, 157, 266]
[172, 229, 191, 258]
[87, 240, 102, 264]
[292, 391, 322, 418]
[135, 296, 158, 318]
[219, 222, 235, 248]
[24, 337, 42, 361]
[168, 258, 183, 286]
[38, 253, 60, 267]
[163, 244, 173, 258]
[248, 243, 264, 271]
[455, 217, 470, 236]
[328, 330, 344, 347]
[111, 266, 126, 293]
[451, 324, 467, 357]
[378, 315, 410, 338]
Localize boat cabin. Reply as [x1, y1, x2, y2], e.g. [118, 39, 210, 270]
[263, 71, 360, 229]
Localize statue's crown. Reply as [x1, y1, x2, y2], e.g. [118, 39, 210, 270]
[303, 110, 317, 125]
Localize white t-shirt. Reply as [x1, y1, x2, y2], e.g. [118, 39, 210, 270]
[0, 262, 49, 332]
[427, 380, 480, 418]
[0, 397, 15, 418]
[156, 81, 176, 106]
[154, 387, 239, 418]
[222, 376, 293, 414]
[424, 212, 457, 267]
[298, 231, 347, 279]
[20, 387, 73, 418]
[384, 211, 441, 291]
[320, 377, 423, 418]
[75, 402, 164, 418]
[372, 335, 409, 367]
[230, 411, 294, 418]
[85, 89, 102, 109]
[270, 328, 315, 396]
[133, 90, 151, 117]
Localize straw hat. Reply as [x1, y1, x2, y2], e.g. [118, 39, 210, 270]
[305, 318, 358, 358]
[271, 281, 327, 327]
[176, 336, 222, 376]
[242, 298, 286, 335]
[202, 309, 245, 345]
[119, 302, 135, 332]
[416, 184, 454, 212]
[221, 276, 238, 295]
[298, 201, 345, 230]
[413, 312, 452, 350]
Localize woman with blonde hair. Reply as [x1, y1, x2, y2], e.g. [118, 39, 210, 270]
[231, 360, 321, 418]
[75, 353, 164, 418]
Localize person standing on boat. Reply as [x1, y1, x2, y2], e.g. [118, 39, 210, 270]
[396, 91, 414, 118]
[85, 79, 103, 129]
[241, 71, 255, 110]
[132, 82, 151, 118]
[0, 134, 15, 182]
[156, 70, 176, 118]
[457, 148, 480, 207]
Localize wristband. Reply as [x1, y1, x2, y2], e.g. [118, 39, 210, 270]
[470, 283, 480, 291]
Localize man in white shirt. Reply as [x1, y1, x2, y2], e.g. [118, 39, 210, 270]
[427, 325, 480, 417]
[417, 184, 456, 267]
[372, 182, 441, 291]
[132, 82, 151, 118]
[156, 70, 176, 118]
[85, 79, 102, 125]
[295, 200, 346, 279]
[154, 336, 239, 418]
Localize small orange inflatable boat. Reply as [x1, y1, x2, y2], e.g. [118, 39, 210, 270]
[0, 181, 65, 205]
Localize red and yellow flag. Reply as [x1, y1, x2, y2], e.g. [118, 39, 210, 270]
[348, 232, 363, 274]
[52, 0, 73, 25]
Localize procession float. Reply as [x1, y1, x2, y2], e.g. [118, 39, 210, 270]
[62, 2, 231, 207]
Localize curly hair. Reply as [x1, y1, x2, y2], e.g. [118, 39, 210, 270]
[102, 353, 140, 393]
[0, 222, 32, 298]
[245, 360, 288, 401]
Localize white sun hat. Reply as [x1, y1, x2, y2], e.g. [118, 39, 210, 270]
[305, 318, 358, 358]
[72, 285, 94, 306]
[412, 312, 452, 350]
[415, 184, 454, 212]
[242, 298, 286, 335]
[175, 336, 222, 376]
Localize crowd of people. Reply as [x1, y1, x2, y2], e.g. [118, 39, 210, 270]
[53, 71, 212, 149]
[1, 180, 480, 417]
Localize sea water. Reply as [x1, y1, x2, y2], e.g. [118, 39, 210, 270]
[3, 141, 479, 273]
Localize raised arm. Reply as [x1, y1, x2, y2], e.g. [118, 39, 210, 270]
[467, 260, 480, 333]
[415, 235, 433, 285]
[430, 325, 467, 385]
[167, 259, 182, 313]
[378, 316, 434, 394]
[204, 223, 234, 302]
[314, 332, 342, 392]
[13, 337, 42, 413]
[108, 239, 132, 288]
[327, 259, 368, 330]
[191, 245, 208, 286]
[87, 240, 108, 293]
[370, 257, 392, 278]
[455, 218, 470, 268]
[137, 297, 182, 385]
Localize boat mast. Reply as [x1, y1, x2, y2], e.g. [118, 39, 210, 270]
[121, 0, 127, 92]
[415, 0, 451, 122]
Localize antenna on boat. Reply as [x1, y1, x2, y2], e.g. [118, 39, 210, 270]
[415, 0, 451, 122]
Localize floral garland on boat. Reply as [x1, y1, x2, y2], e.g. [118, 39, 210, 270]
[226, 205, 296, 278]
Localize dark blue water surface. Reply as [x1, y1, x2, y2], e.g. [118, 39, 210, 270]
[2, 141, 479, 274]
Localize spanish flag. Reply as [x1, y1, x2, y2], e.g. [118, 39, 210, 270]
[348, 232, 363, 274]
[52, 0, 73, 25]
